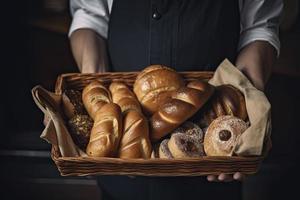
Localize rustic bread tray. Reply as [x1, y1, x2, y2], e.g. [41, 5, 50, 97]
[51, 72, 264, 176]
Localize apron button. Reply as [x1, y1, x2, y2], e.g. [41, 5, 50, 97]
[152, 11, 161, 20]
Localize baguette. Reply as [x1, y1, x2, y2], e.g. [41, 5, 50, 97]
[82, 81, 111, 119]
[86, 103, 122, 157]
[109, 82, 152, 158]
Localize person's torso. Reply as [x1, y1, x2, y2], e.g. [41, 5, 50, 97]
[107, 0, 240, 72]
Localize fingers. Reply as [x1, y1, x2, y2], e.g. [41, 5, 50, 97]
[207, 175, 218, 182]
[207, 172, 245, 182]
[207, 174, 232, 182]
[233, 172, 245, 181]
[218, 173, 233, 182]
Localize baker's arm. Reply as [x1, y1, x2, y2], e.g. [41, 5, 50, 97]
[70, 29, 108, 73]
[69, 0, 112, 73]
[235, 0, 283, 91]
[236, 41, 276, 91]
[208, 0, 283, 182]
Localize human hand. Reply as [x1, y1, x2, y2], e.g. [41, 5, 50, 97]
[207, 172, 245, 182]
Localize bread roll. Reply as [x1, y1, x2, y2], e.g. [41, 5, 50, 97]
[150, 80, 214, 142]
[62, 89, 86, 119]
[68, 114, 93, 150]
[133, 65, 185, 115]
[197, 84, 247, 127]
[204, 115, 248, 156]
[82, 81, 111, 119]
[168, 133, 205, 158]
[86, 103, 122, 157]
[109, 82, 152, 158]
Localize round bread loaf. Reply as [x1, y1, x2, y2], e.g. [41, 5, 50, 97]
[133, 65, 185, 115]
[204, 115, 248, 156]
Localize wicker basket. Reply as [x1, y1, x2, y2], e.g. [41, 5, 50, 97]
[52, 72, 264, 176]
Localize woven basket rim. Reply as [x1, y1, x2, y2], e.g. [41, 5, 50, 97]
[51, 145, 264, 163]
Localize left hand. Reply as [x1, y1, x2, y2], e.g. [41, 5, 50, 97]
[207, 172, 245, 182]
[207, 42, 276, 182]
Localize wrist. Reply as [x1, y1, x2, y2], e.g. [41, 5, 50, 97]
[235, 41, 276, 91]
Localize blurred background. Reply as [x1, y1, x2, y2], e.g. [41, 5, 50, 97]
[1, 0, 299, 199]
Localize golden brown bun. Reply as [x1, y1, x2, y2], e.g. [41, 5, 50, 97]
[86, 103, 122, 157]
[197, 84, 247, 127]
[82, 81, 111, 120]
[133, 65, 185, 115]
[109, 82, 141, 113]
[204, 115, 248, 156]
[118, 110, 152, 159]
[150, 80, 215, 142]
[109, 82, 152, 158]
[168, 133, 205, 158]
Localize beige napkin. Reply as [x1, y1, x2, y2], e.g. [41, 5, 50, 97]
[32, 59, 270, 157]
[209, 59, 271, 156]
[31, 86, 86, 157]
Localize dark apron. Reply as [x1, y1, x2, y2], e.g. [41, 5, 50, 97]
[101, 1, 241, 200]
[108, 0, 240, 71]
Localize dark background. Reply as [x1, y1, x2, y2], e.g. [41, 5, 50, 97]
[1, 0, 300, 199]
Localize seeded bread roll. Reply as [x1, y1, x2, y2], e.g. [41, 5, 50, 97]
[62, 89, 86, 119]
[68, 114, 93, 150]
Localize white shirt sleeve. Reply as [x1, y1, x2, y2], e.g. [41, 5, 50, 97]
[239, 0, 283, 56]
[68, 0, 113, 38]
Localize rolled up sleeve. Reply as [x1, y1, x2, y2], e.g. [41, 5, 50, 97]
[239, 0, 283, 56]
[69, 0, 113, 39]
